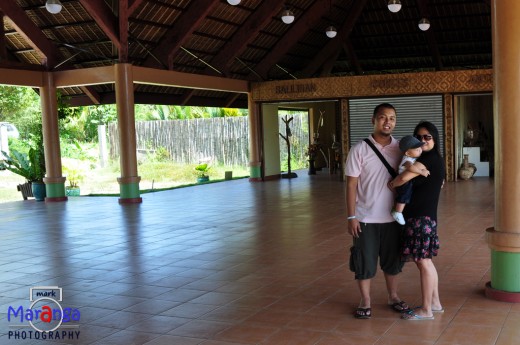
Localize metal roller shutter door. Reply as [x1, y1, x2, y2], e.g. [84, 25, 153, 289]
[348, 95, 444, 155]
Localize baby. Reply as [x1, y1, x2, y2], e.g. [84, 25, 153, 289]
[391, 135, 430, 225]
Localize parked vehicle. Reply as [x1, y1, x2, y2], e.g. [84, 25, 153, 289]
[0, 122, 20, 139]
[0, 122, 20, 167]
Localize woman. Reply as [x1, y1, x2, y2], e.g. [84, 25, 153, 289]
[389, 121, 445, 320]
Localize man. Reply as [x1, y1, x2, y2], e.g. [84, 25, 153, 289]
[345, 103, 408, 319]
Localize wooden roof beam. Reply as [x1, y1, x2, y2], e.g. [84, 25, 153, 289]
[119, 0, 129, 62]
[319, 48, 341, 77]
[0, 0, 57, 68]
[302, 0, 367, 77]
[343, 39, 362, 75]
[0, 12, 6, 62]
[128, 0, 145, 15]
[207, 0, 283, 76]
[253, 0, 336, 80]
[79, 0, 121, 49]
[223, 93, 240, 108]
[142, 0, 220, 69]
[179, 89, 195, 106]
[80, 86, 102, 105]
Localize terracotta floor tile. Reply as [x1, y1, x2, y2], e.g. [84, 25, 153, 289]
[315, 332, 381, 345]
[495, 325, 520, 345]
[435, 324, 501, 345]
[286, 314, 341, 332]
[334, 317, 397, 337]
[168, 319, 233, 338]
[91, 329, 159, 345]
[262, 328, 326, 344]
[243, 310, 302, 327]
[0, 175, 508, 345]
[143, 335, 202, 345]
[449, 309, 508, 327]
[213, 323, 279, 343]
[160, 303, 219, 319]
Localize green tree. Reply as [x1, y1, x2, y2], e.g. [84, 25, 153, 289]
[0, 86, 41, 134]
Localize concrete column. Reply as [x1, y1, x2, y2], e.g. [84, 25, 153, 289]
[248, 95, 262, 181]
[41, 72, 67, 202]
[485, 0, 520, 302]
[115, 63, 142, 204]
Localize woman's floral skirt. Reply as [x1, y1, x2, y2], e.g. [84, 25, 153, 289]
[401, 216, 439, 262]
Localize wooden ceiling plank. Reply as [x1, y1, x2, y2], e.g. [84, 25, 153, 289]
[79, 0, 121, 49]
[302, 0, 368, 77]
[0, 0, 57, 68]
[208, 0, 283, 76]
[416, 0, 443, 70]
[254, 0, 333, 80]
[143, 0, 220, 69]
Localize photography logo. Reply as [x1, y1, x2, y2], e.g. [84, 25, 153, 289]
[7, 286, 80, 340]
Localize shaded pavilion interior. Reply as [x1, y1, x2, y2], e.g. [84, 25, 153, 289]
[3, 1, 518, 344]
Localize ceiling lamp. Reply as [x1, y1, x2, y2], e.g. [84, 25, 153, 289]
[387, 0, 402, 13]
[227, 0, 241, 5]
[325, 26, 337, 38]
[45, 0, 63, 14]
[281, 9, 295, 24]
[418, 18, 430, 31]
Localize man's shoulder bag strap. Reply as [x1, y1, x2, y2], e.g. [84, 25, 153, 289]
[363, 138, 398, 178]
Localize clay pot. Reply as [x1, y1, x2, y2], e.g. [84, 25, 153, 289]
[458, 154, 476, 180]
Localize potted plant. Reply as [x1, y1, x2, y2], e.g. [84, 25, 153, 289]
[63, 165, 84, 196]
[0, 146, 46, 201]
[194, 163, 210, 183]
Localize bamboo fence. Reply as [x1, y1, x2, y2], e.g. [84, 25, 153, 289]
[107, 115, 309, 167]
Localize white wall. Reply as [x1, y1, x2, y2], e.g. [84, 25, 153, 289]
[262, 104, 281, 177]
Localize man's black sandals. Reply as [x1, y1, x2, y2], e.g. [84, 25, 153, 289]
[354, 307, 371, 319]
[389, 301, 410, 313]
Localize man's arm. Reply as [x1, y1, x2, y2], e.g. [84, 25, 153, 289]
[346, 176, 362, 238]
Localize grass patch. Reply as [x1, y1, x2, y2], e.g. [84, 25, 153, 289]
[1, 161, 250, 202]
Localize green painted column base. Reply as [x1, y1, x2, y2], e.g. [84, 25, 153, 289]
[119, 181, 142, 204]
[45, 182, 68, 202]
[486, 249, 520, 302]
[249, 165, 262, 182]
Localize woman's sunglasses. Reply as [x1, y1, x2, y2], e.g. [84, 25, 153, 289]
[415, 134, 433, 141]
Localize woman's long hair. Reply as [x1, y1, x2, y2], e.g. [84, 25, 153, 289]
[414, 121, 441, 155]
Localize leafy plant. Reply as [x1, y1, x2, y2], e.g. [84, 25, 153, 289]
[194, 163, 211, 178]
[0, 147, 45, 182]
[63, 166, 84, 188]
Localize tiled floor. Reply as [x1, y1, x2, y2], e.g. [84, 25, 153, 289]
[0, 172, 516, 344]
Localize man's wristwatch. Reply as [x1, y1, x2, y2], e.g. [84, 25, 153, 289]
[347, 216, 356, 220]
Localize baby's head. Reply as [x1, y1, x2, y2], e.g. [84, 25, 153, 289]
[399, 135, 425, 158]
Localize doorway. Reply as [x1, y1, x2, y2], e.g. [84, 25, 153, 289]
[456, 94, 493, 177]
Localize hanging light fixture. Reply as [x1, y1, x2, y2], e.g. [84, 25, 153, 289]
[387, 0, 402, 13]
[418, 17, 430, 31]
[227, 0, 241, 5]
[45, 0, 63, 14]
[325, 1, 336, 38]
[281, 9, 295, 24]
[325, 26, 337, 38]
